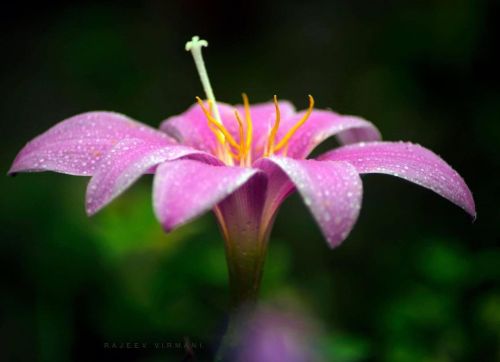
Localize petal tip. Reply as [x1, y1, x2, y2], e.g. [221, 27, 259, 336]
[8, 157, 24, 175]
[7, 167, 17, 177]
[160, 222, 175, 234]
[469, 207, 477, 222]
[325, 231, 350, 249]
[85, 204, 98, 216]
[326, 239, 340, 249]
[85, 192, 104, 216]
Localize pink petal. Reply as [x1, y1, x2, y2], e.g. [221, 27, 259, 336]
[276, 110, 381, 159]
[159, 102, 236, 154]
[86, 139, 220, 215]
[319, 141, 476, 217]
[257, 156, 363, 248]
[153, 160, 261, 231]
[9, 111, 174, 176]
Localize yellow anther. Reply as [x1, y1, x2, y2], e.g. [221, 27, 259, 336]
[265, 95, 281, 156]
[242, 93, 253, 152]
[274, 95, 314, 152]
[196, 97, 241, 151]
[234, 110, 246, 158]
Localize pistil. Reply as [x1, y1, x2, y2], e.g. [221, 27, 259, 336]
[185, 36, 223, 125]
[186, 36, 233, 164]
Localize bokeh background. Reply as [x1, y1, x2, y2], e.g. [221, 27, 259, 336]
[1, 0, 499, 361]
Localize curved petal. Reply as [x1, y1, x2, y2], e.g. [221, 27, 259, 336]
[86, 139, 220, 215]
[276, 110, 381, 159]
[9, 111, 174, 176]
[256, 156, 363, 248]
[319, 141, 476, 217]
[153, 160, 261, 231]
[159, 101, 236, 154]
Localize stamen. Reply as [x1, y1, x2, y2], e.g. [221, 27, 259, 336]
[234, 110, 246, 160]
[196, 97, 241, 151]
[205, 100, 225, 146]
[265, 95, 281, 156]
[186, 36, 223, 126]
[274, 95, 314, 152]
[242, 93, 253, 152]
[227, 148, 240, 160]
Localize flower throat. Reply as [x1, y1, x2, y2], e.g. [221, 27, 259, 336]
[186, 36, 314, 166]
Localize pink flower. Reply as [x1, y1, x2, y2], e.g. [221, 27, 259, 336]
[9, 36, 475, 307]
[8, 97, 475, 238]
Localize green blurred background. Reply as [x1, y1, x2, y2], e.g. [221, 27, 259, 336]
[1, 1, 499, 361]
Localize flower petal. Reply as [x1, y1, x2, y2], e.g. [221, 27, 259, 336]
[277, 110, 381, 159]
[319, 141, 476, 217]
[86, 139, 220, 215]
[9, 111, 174, 176]
[256, 156, 363, 248]
[159, 102, 236, 154]
[153, 160, 261, 231]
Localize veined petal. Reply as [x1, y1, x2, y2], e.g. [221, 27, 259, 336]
[86, 139, 220, 215]
[153, 160, 261, 232]
[277, 110, 381, 159]
[257, 156, 363, 248]
[319, 141, 476, 217]
[9, 111, 174, 176]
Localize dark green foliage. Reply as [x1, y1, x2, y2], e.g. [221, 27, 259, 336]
[1, 1, 498, 360]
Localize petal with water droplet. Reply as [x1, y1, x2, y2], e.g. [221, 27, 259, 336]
[257, 156, 363, 248]
[277, 109, 381, 158]
[86, 139, 220, 215]
[153, 160, 261, 231]
[319, 141, 476, 217]
[9, 111, 175, 176]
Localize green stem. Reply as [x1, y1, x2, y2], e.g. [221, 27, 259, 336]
[211, 174, 275, 360]
[213, 207, 273, 361]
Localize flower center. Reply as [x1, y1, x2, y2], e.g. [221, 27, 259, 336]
[186, 36, 314, 166]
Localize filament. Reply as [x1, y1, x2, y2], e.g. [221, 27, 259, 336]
[196, 97, 241, 151]
[265, 95, 281, 156]
[274, 95, 314, 152]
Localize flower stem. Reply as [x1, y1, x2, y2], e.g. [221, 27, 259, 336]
[214, 205, 270, 312]
[212, 174, 273, 359]
[214, 218, 271, 361]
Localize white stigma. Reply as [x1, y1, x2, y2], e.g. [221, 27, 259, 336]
[185, 36, 223, 125]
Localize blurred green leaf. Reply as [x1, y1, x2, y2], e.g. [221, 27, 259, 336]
[320, 333, 370, 362]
